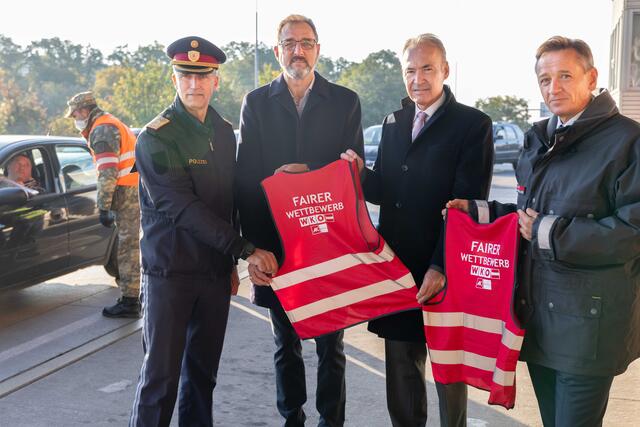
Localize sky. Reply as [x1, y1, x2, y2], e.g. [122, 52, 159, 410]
[1, 0, 614, 116]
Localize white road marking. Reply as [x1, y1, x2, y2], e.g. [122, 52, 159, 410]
[99, 379, 133, 393]
[0, 313, 104, 364]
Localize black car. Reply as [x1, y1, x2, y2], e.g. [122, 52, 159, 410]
[493, 122, 524, 169]
[0, 135, 118, 290]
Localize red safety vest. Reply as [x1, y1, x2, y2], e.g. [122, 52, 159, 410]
[262, 160, 420, 339]
[423, 208, 524, 409]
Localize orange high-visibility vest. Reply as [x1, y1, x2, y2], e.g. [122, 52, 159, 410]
[89, 114, 139, 187]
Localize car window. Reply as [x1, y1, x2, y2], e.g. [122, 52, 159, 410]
[495, 127, 506, 140]
[364, 125, 382, 146]
[55, 145, 96, 191]
[505, 126, 517, 140]
[0, 148, 50, 194]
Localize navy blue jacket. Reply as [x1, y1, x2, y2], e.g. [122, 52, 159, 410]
[236, 72, 364, 308]
[136, 97, 247, 279]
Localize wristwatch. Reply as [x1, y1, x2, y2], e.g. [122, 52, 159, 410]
[239, 241, 256, 260]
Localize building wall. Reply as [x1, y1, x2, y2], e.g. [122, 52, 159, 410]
[611, 0, 640, 121]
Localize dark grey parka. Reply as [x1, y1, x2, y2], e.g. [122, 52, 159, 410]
[472, 89, 640, 376]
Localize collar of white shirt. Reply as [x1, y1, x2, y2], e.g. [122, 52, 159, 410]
[556, 108, 585, 129]
[414, 90, 446, 122]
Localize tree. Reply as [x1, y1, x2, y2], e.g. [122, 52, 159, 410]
[0, 35, 25, 76]
[213, 41, 280, 126]
[475, 95, 530, 130]
[337, 50, 405, 127]
[105, 61, 175, 127]
[107, 42, 166, 70]
[0, 70, 48, 134]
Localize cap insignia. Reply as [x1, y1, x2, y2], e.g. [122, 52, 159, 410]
[188, 51, 200, 62]
[190, 40, 199, 48]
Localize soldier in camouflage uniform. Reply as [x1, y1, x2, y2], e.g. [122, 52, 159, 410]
[65, 91, 141, 318]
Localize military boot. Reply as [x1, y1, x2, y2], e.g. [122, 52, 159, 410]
[102, 297, 141, 318]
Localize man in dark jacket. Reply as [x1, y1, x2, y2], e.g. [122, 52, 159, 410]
[342, 34, 493, 427]
[448, 36, 640, 426]
[129, 37, 277, 427]
[235, 14, 364, 427]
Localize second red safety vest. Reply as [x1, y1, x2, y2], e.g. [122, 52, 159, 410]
[423, 208, 524, 409]
[262, 160, 420, 339]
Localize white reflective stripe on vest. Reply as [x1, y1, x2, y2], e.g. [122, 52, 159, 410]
[501, 328, 524, 351]
[424, 311, 524, 351]
[272, 243, 395, 290]
[119, 151, 135, 162]
[493, 367, 516, 387]
[118, 166, 133, 178]
[428, 349, 515, 386]
[96, 156, 119, 167]
[423, 311, 502, 334]
[287, 273, 414, 323]
[429, 349, 496, 371]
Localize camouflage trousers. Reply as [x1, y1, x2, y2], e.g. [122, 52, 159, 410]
[113, 185, 140, 298]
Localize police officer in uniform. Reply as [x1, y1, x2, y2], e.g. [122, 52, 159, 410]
[66, 91, 141, 318]
[129, 37, 277, 427]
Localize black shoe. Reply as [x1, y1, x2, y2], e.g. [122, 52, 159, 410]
[102, 297, 141, 318]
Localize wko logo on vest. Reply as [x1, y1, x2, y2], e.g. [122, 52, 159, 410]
[283, 191, 345, 235]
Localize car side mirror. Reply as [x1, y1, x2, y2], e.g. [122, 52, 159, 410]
[0, 187, 30, 209]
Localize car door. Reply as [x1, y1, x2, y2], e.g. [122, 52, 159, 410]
[504, 125, 519, 159]
[53, 143, 114, 268]
[493, 125, 508, 162]
[0, 146, 70, 289]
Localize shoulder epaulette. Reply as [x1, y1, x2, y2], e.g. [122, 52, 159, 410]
[145, 114, 170, 131]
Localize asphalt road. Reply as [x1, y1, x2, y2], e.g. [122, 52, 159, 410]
[0, 165, 638, 426]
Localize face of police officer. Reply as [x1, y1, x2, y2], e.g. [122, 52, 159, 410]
[172, 70, 219, 118]
[536, 49, 598, 124]
[275, 22, 320, 80]
[7, 155, 32, 184]
[402, 43, 449, 110]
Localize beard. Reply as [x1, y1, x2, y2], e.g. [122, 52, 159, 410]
[284, 57, 312, 80]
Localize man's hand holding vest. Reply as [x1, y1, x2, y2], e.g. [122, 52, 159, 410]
[274, 163, 310, 174]
[517, 208, 538, 241]
[444, 199, 470, 217]
[246, 249, 278, 286]
[340, 149, 365, 174]
[416, 268, 446, 304]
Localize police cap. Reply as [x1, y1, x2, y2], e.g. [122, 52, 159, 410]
[166, 36, 226, 74]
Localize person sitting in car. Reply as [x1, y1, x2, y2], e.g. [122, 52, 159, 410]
[6, 154, 45, 193]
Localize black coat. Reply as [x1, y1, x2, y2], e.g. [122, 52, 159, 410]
[364, 86, 494, 342]
[478, 90, 640, 376]
[236, 72, 364, 308]
[135, 97, 246, 279]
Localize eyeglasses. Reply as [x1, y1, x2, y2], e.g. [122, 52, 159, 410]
[278, 38, 317, 51]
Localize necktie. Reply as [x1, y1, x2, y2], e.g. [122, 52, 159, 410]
[412, 111, 427, 142]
